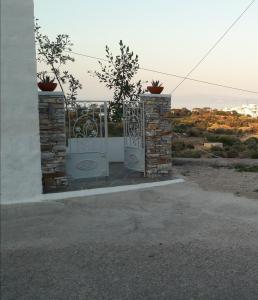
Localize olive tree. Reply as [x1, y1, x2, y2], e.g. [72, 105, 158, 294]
[91, 40, 145, 122]
[35, 19, 82, 109]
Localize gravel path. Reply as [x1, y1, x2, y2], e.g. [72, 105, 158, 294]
[174, 160, 258, 200]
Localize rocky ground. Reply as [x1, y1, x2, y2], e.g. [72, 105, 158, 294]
[173, 158, 258, 200]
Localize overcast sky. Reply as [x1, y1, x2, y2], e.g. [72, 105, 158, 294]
[34, 0, 258, 108]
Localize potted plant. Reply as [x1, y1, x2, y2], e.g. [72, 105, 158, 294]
[37, 72, 57, 92]
[147, 80, 164, 94]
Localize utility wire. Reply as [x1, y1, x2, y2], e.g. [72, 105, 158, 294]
[140, 67, 258, 94]
[68, 51, 108, 62]
[170, 0, 256, 94]
[66, 50, 258, 95]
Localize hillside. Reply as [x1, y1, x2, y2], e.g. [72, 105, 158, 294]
[171, 108, 258, 159]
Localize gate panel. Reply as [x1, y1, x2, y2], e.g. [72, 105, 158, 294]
[123, 100, 145, 173]
[67, 101, 109, 179]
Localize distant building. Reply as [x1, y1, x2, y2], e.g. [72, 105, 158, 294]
[204, 142, 223, 149]
[192, 107, 212, 113]
[223, 104, 258, 118]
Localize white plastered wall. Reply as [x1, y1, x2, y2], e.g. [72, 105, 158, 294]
[0, 0, 43, 203]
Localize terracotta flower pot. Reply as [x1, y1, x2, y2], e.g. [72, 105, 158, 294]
[38, 82, 57, 92]
[147, 86, 164, 94]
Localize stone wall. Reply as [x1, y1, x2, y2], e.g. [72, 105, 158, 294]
[38, 92, 68, 191]
[141, 94, 172, 177]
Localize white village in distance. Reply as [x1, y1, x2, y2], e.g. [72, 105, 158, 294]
[222, 103, 258, 118]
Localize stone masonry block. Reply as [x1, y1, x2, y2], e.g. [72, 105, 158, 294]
[141, 94, 172, 178]
[39, 92, 67, 191]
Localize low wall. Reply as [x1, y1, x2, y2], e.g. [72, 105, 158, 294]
[173, 158, 258, 167]
[108, 137, 124, 162]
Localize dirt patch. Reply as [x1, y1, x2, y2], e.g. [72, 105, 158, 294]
[174, 162, 258, 200]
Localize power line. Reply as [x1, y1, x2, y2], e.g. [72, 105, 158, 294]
[66, 50, 258, 95]
[68, 51, 108, 62]
[170, 0, 256, 94]
[140, 67, 258, 95]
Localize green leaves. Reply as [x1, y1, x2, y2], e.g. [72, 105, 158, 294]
[35, 18, 82, 109]
[91, 40, 146, 121]
[37, 71, 55, 83]
[151, 80, 162, 87]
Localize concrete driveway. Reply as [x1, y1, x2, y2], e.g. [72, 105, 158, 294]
[1, 181, 258, 299]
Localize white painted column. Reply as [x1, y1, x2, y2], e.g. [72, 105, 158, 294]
[0, 0, 43, 203]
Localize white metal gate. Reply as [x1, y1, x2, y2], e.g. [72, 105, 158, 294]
[123, 100, 145, 173]
[66, 101, 109, 179]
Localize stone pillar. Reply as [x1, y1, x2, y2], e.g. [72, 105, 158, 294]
[141, 94, 172, 178]
[38, 92, 68, 191]
[0, 0, 43, 203]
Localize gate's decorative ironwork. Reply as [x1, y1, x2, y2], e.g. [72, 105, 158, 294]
[123, 100, 145, 173]
[66, 101, 109, 179]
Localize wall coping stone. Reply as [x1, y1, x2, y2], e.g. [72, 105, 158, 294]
[38, 91, 64, 96]
[140, 93, 171, 98]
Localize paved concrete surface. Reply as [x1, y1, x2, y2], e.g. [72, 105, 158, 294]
[49, 162, 176, 193]
[1, 181, 258, 300]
